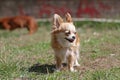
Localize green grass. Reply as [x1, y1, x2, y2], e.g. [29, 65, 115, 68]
[83, 68, 120, 80]
[0, 21, 120, 80]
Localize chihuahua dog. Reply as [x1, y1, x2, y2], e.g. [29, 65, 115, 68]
[51, 13, 80, 72]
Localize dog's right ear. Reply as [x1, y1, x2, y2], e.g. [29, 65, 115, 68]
[52, 14, 63, 30]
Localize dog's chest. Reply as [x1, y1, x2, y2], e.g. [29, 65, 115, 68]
[57, 48, 74, 58]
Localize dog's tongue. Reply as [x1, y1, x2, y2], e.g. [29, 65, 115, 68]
[65, 38, 74, 43]
[69, 39, 74, 42]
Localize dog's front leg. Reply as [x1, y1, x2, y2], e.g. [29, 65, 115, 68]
[74, 48, 80, 66]
[67, 54, 76, 72]
[55, 56, 62, 71]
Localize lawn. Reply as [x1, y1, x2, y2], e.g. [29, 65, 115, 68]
[0, 21, 120, 80]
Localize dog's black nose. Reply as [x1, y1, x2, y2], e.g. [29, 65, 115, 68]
[72, 36, 75, 39]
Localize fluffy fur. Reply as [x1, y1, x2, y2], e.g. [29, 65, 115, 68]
[0, 16, 38, 34]
[51, 13, 80, 72]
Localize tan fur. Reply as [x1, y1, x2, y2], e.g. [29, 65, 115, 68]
[51, 13, 80, 72]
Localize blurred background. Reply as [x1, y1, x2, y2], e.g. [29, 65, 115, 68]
[0, 0, 120, 80]
[0, 0, 119, 19]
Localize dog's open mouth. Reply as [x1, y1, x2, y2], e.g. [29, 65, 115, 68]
[65, 38, 74, 43]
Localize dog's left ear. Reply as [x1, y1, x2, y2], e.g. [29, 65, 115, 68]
[65, 13, 73, 23]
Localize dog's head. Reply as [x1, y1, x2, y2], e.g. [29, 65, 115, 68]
[52, 13, 78, 47]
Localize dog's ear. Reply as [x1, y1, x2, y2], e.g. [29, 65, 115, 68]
[65, 13, 73, 23]
[53, 14, 63, 30]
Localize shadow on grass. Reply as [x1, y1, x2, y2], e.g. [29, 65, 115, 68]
[28, 63, 68, 74]
[28, 63, 56, 74]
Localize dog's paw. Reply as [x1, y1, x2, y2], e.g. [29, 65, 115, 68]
[74, 63, 80, 67]
[74, 61, 80, 67]
[70, 67, 77, 72]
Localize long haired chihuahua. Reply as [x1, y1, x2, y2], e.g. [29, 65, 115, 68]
[51, 13, 80, 72]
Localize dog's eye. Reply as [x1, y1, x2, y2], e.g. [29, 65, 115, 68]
[65, 31, 70, 36]
[74, 32, 77, 34]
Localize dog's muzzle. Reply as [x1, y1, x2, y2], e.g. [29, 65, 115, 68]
[65, 36, 75, 43]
